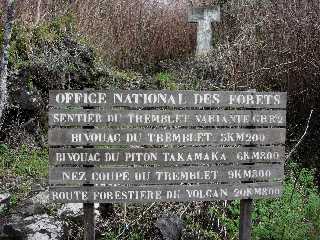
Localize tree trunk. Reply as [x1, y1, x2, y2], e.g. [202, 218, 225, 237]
[35, 0, 42, 25]
[0, 0, 16, 125]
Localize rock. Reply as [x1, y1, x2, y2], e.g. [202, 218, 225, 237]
[29, 232, 51, 240]
[2, 189, 59, 240]
[57, 203, 100, 222]
[31, 184, 45, 192]
[1, 192, 105, 240]
[1, 224, 25, 240]
[24, 214, 63, 240]
[57, 203, 82, 216]
[155, 215, 184, 240]
[22, 191, 51, 216]
[30, 190, 49, 205]
[0, 214, 62, 240]
[0, 193, 11, 212]
[57, 203, 82, 221]
[0, 193, 11, 204]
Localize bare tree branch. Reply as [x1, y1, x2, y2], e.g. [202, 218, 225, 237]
[286, 109, 314, 161]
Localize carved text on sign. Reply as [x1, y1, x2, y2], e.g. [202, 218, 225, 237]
[54, 92, 281, 105]
[50, 110, 286, 126]
[49, 129, 286, 146]
[49, 165, 283, 185]
[48, 90, 287, 203]
[50, 147, 284, 165]
[49, 183, 283, 203]
[49, 91, 287, 108]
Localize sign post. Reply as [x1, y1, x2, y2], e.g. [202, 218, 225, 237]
[83, 202, 95, 240]
[83, 96, 96, 240]
[48, 90, 287, 239]
[239, 89, 255, 240]
[240, 199, 253, 240]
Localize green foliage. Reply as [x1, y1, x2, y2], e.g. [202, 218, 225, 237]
[155, 71, 177, 90]
[4, 14, 76, 70]
[0, 145, 48, 214]
[5, 13, 94, 84]
[101, 232, 117, 240]
[255, 169, 320, 240]
[218, 168, 320, 240]
[113, 69, 140, 82]
[185, 222, 220, 239]
[128, 232, 144, 240]
[3, 14, 105, 139]
[100, 230, 143, 240]
[32, 14, 75, 44]
[9, 194, 17, 206]
[5, 25, 30, 69]
[0, 144, 48, 178]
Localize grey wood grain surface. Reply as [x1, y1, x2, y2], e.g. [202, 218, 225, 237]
[49, 90, 287, 109]
[49, 146, 285, 165]
[48, 128, 286, 146]
[49, 164, 284, 185]
[49, 182, 283, 203]
[49, 109, 286, 127]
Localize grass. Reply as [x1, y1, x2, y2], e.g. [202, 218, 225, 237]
[155, 71, 177, 90]
[0, 144, 48, 212]
[0, 144, 48, 178]
[218, 167, 320, 240]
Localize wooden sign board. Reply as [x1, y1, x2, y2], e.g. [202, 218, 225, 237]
[48, 90, 287, 204]
[49, 164, 284, 185]
[49, 182, 283, 203]
[48, 110, 286, 127]
[49, 90, 287, 109]
[48, 128, 286, 146]
[49, 146, 285, 166]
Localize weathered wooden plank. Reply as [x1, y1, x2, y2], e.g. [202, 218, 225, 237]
[49, 164, 283, 185]
[49, 146, 285, 166]
[48, 110, 287, 127]
[49, 90, 287, 109]
[48, 128, 286, 146]
[49, 182, 283, 203]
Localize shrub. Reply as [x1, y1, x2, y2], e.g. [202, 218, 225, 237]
[219, 168, 320, 240]
[155, 71, 177, 90]
[1, 0, 196, 68]
[0, 144, 48, 178]
[0, 144, 48, 211]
